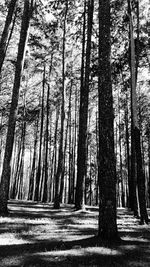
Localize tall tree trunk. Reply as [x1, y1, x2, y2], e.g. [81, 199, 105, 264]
[17, 87, 27, 200]
[28, 118, 39, 200]
[50, 106, 60, 202]
[127, 0, 139, 216]
[59, 82, 73, 203]
[98, 0, 119, 241]
[75, 0, 94, 210]
[0, 0, 34, 215]
[17, 122, 26, 200]
[0, 0, 18, 73]
[11, 137, 22, 199]
[95, 110, 99, 206]
[34, 65, 45, 201]
[128, 0, 148, 224]
[43, 55, 53, 202]
[54, 1, 68, 209]
[124, 97, 131, 208]
[118, 91, 124, 207]
[147, 124, 150, 207]
[9, 136, 19, 199]
[42, 84, 50, 202]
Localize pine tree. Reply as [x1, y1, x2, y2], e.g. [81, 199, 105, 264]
[75, 0, 94, 210]
[0, 0, 34, 215]
[98, 0, 119, 240]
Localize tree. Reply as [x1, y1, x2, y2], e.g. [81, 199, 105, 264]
[128, 0, 148, 224]
[54, 0, 68, 208]
[98, 0, 119, 240]
[75, 0, 94, 210]
[0, 0, 34, 215]
[34, 64, 45, 201]
[0, 0, 18, 74]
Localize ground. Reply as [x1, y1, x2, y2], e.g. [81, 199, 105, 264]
[0, 200, 150, 266]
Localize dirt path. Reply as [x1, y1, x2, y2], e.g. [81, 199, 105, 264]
[0, 200, 150, 266]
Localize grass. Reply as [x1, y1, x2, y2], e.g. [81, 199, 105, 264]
[0, 200, 149, 266]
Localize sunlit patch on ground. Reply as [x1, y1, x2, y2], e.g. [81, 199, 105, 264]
[0, 202, 150, 266]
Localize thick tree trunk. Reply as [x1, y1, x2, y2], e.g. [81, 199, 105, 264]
[0, 0, 34, 215]
[98, 0, 119, 241]
[75, 0, 94, 210]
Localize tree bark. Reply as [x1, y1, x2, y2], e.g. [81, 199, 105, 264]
[28, 118, 39, 200]
[98, 0, 119, 241]
[34, 65, 45, 201]
[75, 0, 94, 210]
[128, 0, 148, 224]
[42, 84, 50, 202]
[54, 1, 68, 209]
[0, 0, 34, 215]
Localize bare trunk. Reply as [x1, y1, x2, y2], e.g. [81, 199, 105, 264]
[54, 1, 68, 208]
[128, 0, 148, 223]
[34, 65, 45, 201]
[98, 0, 119, 241]
[28, 118, 39, 200]
[75, 0, 94, 210]
[0, 0, 34, 215]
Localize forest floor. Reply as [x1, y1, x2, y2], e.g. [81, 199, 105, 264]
[0, 201, 150, 267]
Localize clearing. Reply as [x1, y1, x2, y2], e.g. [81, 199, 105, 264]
[0, 200, 150, 266]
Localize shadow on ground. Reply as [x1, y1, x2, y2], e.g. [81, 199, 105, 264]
[0, 200, 149, 266]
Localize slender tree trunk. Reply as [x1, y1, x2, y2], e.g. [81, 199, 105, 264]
[95, 110, 99, 206]
[127, 0, 139, 216]
[59, 112, 69, 203]
[98, 0, 119, 241]
[68, 95, 72, 204]
[128, 0, 148, 223]
[28, 118, 39, 200]
[11, 138, 22, 199]
[17, 119, 26, 200]
[0, 0, 18, 73]
[75, 0, 94, 210]
[125, 101, 131, 207]
[118, 92, 125, 207]
[17, 87, 27, 200]
[9, 136, 18, 199]
[0, 0, 34, 215]
[54, 1, 68, 208]
[59, 81, 73, 203]
[68, 82, 74, 204]
[34, 65, 45, 201]
[50, 106, 60, 202]
[72, 83, 78, 203]
[147, 125, 150, 206]
[43, 55, 53, 202]
[42, 84, 50, 202]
